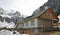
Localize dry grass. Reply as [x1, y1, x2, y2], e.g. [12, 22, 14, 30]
[49, 32, 60, 35]
[39, 32, 60, 35]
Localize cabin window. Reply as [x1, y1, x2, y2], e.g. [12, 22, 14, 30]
[45, 12, 49, 16]
[31, 20, 34, 25]
[26, 22, 28, 26]
[50, 13, 52, 16]
[46, 12, 52, 16]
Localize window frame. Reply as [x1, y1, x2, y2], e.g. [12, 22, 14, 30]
[45, 12, 49, 16]
[31, 20, 35, 25]
[26, 22, 28, 26]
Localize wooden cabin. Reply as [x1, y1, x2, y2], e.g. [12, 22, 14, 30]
[16, 7, 58, 35]
[23, 7, 58, 35]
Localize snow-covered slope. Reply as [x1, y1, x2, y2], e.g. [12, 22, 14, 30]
[0, 7, 21, 28]
[0, 7, 26, 28]
[0, 14, 15, 28]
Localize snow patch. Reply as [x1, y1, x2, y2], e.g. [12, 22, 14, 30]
[0, 29, 29, 35]
[0, 20, 15, 28]
[0, 14, 11, 18]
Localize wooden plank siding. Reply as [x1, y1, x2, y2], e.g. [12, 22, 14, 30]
[38, 18, 52, 27]
[40, 8, 58, 19]
[38, 8, 58, 31]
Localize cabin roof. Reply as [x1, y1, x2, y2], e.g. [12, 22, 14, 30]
[24, 7, 51, 21]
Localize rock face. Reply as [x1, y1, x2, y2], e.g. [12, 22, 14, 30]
[8, 11, 21, 18]
[0, 7, 22, 23]
[0, 7, 24, 28]
[48, 0, 60, 16]
[37, 0, 60, 16]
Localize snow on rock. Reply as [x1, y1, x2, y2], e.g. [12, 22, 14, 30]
[0, 7, 24, 28]
[0, 21, 15, 28]
[0, 11, 15, 28]
[0, 13, 12, 18]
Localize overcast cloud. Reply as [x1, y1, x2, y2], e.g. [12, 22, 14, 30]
[0, 0, 48, 16]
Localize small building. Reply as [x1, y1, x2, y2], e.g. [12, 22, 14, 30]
[23, 7, 58, 35]
[16, 7, 58, 35]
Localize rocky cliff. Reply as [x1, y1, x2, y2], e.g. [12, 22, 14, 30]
[38, 0, 60, 16]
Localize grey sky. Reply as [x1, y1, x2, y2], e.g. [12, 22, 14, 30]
[0, 0, 48, 16]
